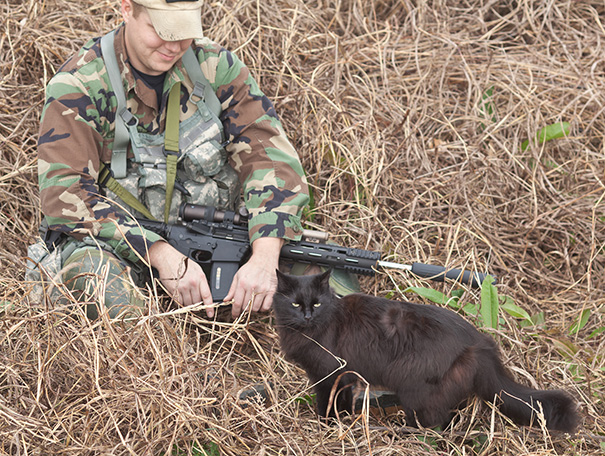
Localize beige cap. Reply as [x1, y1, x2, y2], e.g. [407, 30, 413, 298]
[133, 0, 203, 41]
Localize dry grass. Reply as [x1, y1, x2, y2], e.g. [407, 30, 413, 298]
[1, 0, 604, 454]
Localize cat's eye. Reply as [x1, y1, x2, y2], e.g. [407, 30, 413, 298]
[291, 303, 300, 308]
[314, 303, 321, 308]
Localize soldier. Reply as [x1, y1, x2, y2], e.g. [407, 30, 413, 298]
[29, 0, 311, 319]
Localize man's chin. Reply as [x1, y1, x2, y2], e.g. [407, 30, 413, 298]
[148, 61, 173, 75]
[152, 55, 182, 74]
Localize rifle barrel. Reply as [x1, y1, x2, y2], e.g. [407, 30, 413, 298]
[378, 260, 493, 288]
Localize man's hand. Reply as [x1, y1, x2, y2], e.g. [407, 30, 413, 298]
[147, 241, 215, 315]
[224, 237, 284, 318]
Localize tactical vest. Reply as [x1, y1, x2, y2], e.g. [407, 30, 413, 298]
[99, 31, 240, 223]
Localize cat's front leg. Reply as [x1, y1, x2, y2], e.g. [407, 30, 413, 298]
[311, 372, 355, 419]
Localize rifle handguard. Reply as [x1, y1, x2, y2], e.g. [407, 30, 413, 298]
[280, 242, 381, 276]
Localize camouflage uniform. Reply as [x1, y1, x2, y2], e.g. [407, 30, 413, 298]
[28, 24, 309, 316]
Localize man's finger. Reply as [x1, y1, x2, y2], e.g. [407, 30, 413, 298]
[230, 286, 247, 317]
[260, 292, 273, 312]
[200, 281, 215, 317]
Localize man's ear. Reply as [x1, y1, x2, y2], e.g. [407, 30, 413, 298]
[121, 0, 133, 23]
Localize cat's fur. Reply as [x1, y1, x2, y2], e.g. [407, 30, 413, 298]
[273, 270, 579, 432]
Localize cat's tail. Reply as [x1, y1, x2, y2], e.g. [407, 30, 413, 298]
[477, 349, 579, 433]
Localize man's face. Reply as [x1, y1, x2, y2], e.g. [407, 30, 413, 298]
[122, 0, 193, 76]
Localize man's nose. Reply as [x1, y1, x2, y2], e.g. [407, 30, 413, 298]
[163, 40, 186, 52]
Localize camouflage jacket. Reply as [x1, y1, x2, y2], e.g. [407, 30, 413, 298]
[38, 24, 309, 264]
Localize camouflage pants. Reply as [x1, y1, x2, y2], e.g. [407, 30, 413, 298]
[61, 242, 149, 319]
[26, 237, 148, 319]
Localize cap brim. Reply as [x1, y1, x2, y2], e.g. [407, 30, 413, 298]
[147, 8, 203, 41]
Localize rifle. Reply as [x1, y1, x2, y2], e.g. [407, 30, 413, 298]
[138, 204, 494, 301]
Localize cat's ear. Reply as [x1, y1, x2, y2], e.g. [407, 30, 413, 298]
[276, 269, 295, 292]
[318, 269, 332, 288]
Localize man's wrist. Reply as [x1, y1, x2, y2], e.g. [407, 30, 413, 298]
[147, 240, 172, 267]
[250, 237, 285, 263]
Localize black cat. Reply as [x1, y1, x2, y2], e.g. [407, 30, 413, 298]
[273, 270, 579, 432]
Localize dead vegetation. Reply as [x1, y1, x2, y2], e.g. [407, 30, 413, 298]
[1, 0, 604, 454]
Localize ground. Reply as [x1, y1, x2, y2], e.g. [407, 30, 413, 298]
[0, 1, 603, 455]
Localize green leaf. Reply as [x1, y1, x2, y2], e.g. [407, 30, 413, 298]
[551, 338, 579, 359]
[473, 434, 489, 452]
[567, 363, 584, 383]
[173, 442, 220, 456]
[569, 308, 591, 335]
[461, 302, 479, 316]
[415, 433, 439, 449]
[479, 85, 496, 130]
[451, 289, 465, 299]
[589, 327, 605, 339]
[294, 393, 316, 405]
[521, 122, 571, 151]
[480, 276, 499, 329]
[519, 311, 545, 328]
[200, 442, 220, 456]
[302, 171, 316, 223]
[404, 287, 448, 305]
[445, 290, 463, 309]
[445, 299, 478, 316]
[500, 298, 533, 325]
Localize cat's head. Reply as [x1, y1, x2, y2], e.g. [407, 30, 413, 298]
[273, 270, 335, 329]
